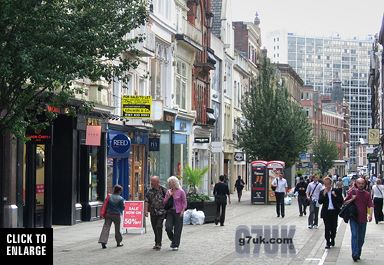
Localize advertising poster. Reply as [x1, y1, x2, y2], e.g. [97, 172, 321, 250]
[123, 201, 144, 229]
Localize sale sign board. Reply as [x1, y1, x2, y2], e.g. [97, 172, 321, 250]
[123, 201, 144, 229]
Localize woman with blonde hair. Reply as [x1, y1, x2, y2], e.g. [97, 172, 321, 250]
[318, 177, 343, 248]
[163, 176, 187, 251]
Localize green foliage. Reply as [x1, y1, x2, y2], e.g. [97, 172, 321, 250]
[183, 166, 209, 194]
[312, 132, 339, 175]
[237, 58, 312, 167]
[186, 193, 211, 202]
[0, 0, 147, 137]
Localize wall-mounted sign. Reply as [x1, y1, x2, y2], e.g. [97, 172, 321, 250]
[122, 95, 152, 118]
[149, 138, 160, 151]
[111, 134, 131, 154]
[194, 137, 209, 143]
[26, 127, 52, 144]
[234, 152, 244, 161]
[108, 131, 130, 158]
[368, 128, 380, 145]
[86, 125, 101, 146]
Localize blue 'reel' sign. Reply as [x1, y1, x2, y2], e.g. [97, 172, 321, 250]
[111, 134, 131, 154]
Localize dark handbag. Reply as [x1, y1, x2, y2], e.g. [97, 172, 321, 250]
[164, 195, 174, 211]
[338, 202, 358, 223]
[304, 197, 311, 207]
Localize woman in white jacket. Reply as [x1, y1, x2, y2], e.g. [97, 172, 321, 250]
[371, 179, 384, 224]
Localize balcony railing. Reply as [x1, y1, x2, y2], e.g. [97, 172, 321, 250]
[175, 20, 203, 50]
[234, 53, 249, 73]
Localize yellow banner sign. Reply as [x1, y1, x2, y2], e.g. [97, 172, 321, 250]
[122, 96, 152, 118]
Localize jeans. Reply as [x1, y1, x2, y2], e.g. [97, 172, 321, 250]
[308, 201, 319, 226]
[349, 219, 367, 258]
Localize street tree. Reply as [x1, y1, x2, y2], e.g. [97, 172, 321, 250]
[0, 0, 147, 137]
[237, 58, 312, 167]
[312, 132, 339, 175]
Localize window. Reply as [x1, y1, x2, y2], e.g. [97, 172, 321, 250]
[175, 60, 187, 110]
[123, 74, 133, 95]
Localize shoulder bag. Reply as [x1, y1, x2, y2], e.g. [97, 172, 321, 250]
[100, 194, 111, 219]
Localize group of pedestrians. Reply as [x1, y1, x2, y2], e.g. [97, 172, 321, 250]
[98, 176, 187, 251]
[98, 174, 236, 251]
[292, 173, 381, 262]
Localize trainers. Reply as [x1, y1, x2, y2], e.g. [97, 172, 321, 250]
[172, 247, 179, 251]
[117, 243, 124, 247]
[313, 225, 318, 229]
[308, 225, 313, 229]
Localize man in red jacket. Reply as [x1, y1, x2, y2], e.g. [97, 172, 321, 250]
[344, 177, 373, 262]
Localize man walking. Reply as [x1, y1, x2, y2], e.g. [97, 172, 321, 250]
[294, 175, 308, 216]
[344, 177, 373, 261]
[306, 175, 323, 228]
[271, 171, 288, 218]
[214, 175, 231, 226]
[145, 176, 167, 250]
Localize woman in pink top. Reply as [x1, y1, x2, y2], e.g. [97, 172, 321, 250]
[164, 176, 187, 251]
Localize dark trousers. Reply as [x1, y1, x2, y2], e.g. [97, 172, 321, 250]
[215, 202, 227, 224]
[308, 201, 320, 226]
[165, 209, 183, 248]
[150, 213, 165, 246]
[298, 195, 307, 215]
[236, 189, 243, 202]
[373, 197, 384, 224]
[323, 210, 338, 245]
[275, 192, 285, 216]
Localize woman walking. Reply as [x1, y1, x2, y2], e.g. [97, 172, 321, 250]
[98, 185, 125, 249]
[371, 178, 384, 224]
[164, 176, 187, 251]
[318, 177, 343, 248]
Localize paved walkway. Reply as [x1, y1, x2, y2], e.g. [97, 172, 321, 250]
[53, 191, 384, 264]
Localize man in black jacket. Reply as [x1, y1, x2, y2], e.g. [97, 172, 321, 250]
[295, 176, 308, 216]
[214, 175, 231, 226]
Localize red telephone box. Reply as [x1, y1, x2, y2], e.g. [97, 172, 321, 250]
[250, 161, 268, 204]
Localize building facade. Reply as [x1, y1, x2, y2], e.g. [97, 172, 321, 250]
[267, 31, 374, 168]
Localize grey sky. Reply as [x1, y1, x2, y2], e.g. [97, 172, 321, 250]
[232, 0, 384, 45]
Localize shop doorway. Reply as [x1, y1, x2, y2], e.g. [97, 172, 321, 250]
[24, 143, 52, 227]
[129, 145, 145, 200]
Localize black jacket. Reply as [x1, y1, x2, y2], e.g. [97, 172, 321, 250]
[318, 188, 344, 218]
